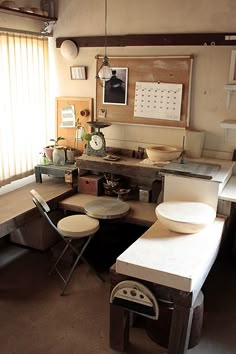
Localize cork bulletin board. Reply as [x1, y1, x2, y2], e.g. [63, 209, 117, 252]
[56, 97, 92, 151]
[96, 56, 193, 128]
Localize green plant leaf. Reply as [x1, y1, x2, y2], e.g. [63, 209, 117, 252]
[57, 136, 65, 142]
[84, 133, 92, 141]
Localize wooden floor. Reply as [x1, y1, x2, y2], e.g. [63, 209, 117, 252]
[0, 237, 236, 354]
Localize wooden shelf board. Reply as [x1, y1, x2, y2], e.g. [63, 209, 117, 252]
[0, 6, 57, 21]
[220, 120, 236, 129]
[224, 84, 236, 91]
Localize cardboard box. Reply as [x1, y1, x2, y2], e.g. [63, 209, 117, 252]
[78, 174, 104, 195]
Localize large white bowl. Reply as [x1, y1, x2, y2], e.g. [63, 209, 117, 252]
[146, 145, 181, 162]
[155, 201, 216, 234]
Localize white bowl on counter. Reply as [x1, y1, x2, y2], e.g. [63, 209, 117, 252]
[155, 201, 216, 234]
[146, 145, 181, 162]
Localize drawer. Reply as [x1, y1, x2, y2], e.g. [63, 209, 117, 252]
[78, 174, 104, 195]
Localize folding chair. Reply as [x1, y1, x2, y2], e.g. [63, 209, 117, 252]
[30, 189, 101, 295]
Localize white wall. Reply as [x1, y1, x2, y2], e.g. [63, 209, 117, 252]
[2, 0, 236, 158]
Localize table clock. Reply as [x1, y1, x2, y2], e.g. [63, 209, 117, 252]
[87, 121, 111, 157]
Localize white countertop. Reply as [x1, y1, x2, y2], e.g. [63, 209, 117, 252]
[219, 175, 236, 202]
[116, 218, 225, 292]
[184, 157, 235, 191]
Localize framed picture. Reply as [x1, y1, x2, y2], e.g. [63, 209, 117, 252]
[70, 66, 87, 80]
[103, 67, 128, 105]
[229, 50, 236, 83]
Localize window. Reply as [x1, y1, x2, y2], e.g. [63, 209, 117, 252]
[0, 32, 50, 187]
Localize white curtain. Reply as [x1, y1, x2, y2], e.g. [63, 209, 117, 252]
[0, 32, 49, 187]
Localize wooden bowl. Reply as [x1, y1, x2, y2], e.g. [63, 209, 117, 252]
[146, 145, 181, 162]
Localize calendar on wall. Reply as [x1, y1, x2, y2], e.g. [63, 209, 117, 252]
[134, 82, 183, 121]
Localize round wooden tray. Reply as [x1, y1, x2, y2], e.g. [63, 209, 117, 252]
[87, 121, 111, 129]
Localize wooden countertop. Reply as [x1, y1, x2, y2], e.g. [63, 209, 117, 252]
[0, 177, 75, 238]
[76, 154, 235, 191]
[116, 217, 225, 293]
[58, 193, 157, 227]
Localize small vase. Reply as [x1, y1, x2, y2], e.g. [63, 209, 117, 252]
[44, 146, 54, 162]
[53, 146, 66, 165]
[66, 149, 75, 163]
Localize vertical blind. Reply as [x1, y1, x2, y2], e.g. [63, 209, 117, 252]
[0, 32, 49, 187]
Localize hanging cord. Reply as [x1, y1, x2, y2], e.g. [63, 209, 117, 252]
[104, 0, 108, 57]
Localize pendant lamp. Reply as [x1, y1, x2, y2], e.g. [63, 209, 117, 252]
[96, 0, 112, 84]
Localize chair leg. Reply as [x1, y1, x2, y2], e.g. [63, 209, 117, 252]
[49, 241, 71, 276]
[60, 236, 94, 296]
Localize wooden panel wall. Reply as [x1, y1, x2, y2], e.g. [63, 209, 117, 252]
[96, 56, 193, 128]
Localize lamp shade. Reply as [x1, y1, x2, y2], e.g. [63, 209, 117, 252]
[60, 40, 78, 60]
[97, 55, 112, 81]
[98, 65, 112, 81]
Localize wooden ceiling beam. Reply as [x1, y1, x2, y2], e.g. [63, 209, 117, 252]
[56, 33, 236, 48]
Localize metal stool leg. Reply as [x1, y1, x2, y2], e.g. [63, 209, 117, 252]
[60, 236, 94, 296]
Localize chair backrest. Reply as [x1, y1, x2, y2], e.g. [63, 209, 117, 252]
[30, 189, 59, 234]
[30, 189, 50, 212]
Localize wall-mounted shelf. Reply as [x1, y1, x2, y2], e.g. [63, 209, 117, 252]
[221, 120, 236, 141]
[0, 6, 57, 22]
[224, 84, 236, 91]
[221, 120, 236, 129]
[224, 84, 236, 108]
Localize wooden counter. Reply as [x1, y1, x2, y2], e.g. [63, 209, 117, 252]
[0, 177, 76, 238]
[58, 194, 157, 227]
[76, 154, 235, 191]
[76, 154, 161, 185]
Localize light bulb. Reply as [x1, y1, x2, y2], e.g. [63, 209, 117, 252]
[98, 64, 112, 81]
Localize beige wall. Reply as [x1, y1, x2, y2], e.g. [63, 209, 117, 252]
[1, 0, 236, 158]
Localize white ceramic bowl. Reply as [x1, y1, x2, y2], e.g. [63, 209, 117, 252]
[146, 145, 181, 162]
[155, 201, 216, 234]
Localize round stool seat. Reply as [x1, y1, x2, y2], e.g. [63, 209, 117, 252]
[57, 214, 99, 238]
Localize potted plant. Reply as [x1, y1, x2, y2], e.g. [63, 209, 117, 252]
[44, 136, 65, 162]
